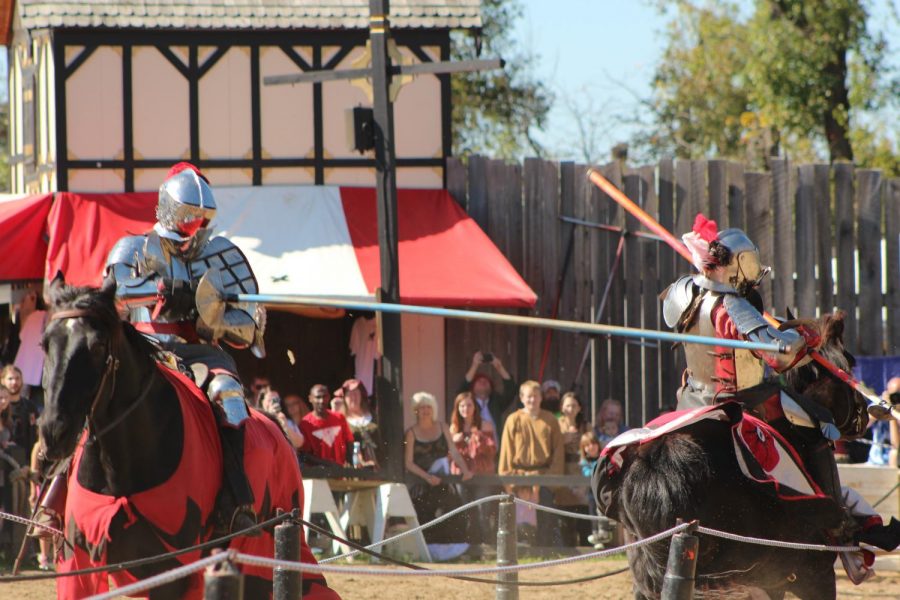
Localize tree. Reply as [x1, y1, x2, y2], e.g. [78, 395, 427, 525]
[450, 0, 553, 159]
[639, 0, 897, 169]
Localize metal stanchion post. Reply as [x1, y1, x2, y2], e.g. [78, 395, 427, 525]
[660, 520, 699, 600]
[274, 510, 302, 600]
[204, 553, 244, 600]
[495, 494, 518, 600]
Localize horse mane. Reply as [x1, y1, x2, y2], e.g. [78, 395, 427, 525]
[48, 280, 162, 360]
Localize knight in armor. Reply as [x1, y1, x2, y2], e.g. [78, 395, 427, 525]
[661, 214, 900, 556]
[102, 162, 264, 533]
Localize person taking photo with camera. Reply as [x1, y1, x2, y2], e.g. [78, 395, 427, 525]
[459, 350, 517, 445]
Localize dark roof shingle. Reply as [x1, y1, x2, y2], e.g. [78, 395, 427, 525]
[16, 1, 482, 31]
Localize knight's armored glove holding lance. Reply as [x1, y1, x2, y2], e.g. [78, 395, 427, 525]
[34, 163, 267, 537]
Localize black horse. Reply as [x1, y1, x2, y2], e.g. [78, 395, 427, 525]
[595, 313, 869, 600]
[39, 276, 337, 599]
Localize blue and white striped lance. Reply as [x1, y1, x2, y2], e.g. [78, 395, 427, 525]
[228, 293, 785, 354]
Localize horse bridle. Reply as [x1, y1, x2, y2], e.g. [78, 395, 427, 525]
[49, 308, 154, 441]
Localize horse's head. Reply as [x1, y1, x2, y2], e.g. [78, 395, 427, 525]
[783, 311, 869, 439]
[40, 274, 122, 460]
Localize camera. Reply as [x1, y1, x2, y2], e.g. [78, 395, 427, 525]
[889, 391, 900, 406]
[270, 393, 282, 413]
[482, 352, 494, 363]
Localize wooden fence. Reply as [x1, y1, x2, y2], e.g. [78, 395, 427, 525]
[444, 157, 900, 428]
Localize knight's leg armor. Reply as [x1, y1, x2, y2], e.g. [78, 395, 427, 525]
[207, 374, 258, 535]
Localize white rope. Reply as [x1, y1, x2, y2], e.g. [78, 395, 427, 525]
[238, 522, 691, 577]
[511, 497, 605, 521]
[0, 509, 64, 537]
[697, 525, 861, 553]
[85, 552, 229, 600]
[320, 494, 508, 563]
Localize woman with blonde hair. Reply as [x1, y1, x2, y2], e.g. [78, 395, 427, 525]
[404, 391, 472, 559]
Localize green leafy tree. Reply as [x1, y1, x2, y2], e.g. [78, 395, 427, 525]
[640, 0, 897, 169]
[450, 0, 553, 159]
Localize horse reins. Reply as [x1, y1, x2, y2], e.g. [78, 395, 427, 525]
[49, 308, 154, 441]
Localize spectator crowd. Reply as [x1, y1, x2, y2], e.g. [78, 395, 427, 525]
[279, 349, 629, 555]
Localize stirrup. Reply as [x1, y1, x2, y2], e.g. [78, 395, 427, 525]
[27, 507, 61, 540]
[866, 399, 896, 421]
[838, 550, 875, 585]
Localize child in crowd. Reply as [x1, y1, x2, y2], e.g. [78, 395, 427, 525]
[579, 431, 605, 549]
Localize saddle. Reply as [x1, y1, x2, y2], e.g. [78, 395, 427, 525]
[596, 401, 843, 524]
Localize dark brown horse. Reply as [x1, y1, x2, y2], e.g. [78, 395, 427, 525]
[594, 313, 869, 600]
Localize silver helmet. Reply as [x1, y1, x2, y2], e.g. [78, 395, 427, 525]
[156, 165, 216, 244]
[707, 228, 771, 293]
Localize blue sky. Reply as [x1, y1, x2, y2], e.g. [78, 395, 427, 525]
[515, 0, 900, 162]
[514, 0, 668, 161]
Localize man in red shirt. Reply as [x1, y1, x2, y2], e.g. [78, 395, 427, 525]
[299, 384, 354, 466]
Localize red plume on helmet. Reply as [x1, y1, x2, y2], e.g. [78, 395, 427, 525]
[166, 162, 209, 184]
[682, 213, 719, 272]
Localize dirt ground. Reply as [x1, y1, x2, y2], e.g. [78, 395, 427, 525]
[2, 559, 900, 599]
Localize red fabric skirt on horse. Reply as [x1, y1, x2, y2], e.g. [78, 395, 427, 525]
[57, 363, 338, 599]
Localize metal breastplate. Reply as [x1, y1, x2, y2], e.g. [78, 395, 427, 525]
[107, 233, 263, 351]
[682, 292, 764, 400]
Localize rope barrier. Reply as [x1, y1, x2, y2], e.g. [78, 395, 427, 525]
[511, 497, 604, 521]
[320, 493, 508, 563]
[3, 485, 878, 597]
[300, 513, 629, 587]
[0, 510, 64, 537]
[85, 552, 230, 600]
[0, 510, 294, 583]
[696, 526, 860, 552]
[235, 523, 691, 577]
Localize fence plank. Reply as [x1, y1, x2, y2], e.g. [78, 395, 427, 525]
[795, 165, 817, 317]
[467, 155, 488, 230]
[657, 159, 678, 411]
[601, 162, 627, 411]
[624, 172, 644, 426]
[557, 161, 578, 388]
[570, 164, 590, 399]
[691, 159, 709, 219]
[746, 172, 774, 311]
[589, 166, 610, 415]
[770, 158, 794, 316]
[886, 178, 900, 355]
[675, 160, 693, 241]
[727, 161, 745, 230]
[639, 165, 661, 418]
[708, 160, 727, 226]
[834, 163, 857, 351]
[486, 159, 516, 379]
[540, 160, 561, 382]
[813, 164, 834, 313]
[856, 170, 884, 356]
[446, 157, 466, 209]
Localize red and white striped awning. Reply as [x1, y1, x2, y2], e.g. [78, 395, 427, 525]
[40, 186, 536, 310]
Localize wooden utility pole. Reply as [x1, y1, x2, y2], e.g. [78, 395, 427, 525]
[264, 1, 501, 480]
[368, 0, 404, 481]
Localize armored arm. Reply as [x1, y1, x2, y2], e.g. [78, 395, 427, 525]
[722, 295, 808, 372]
[105, 236, 159, 309]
